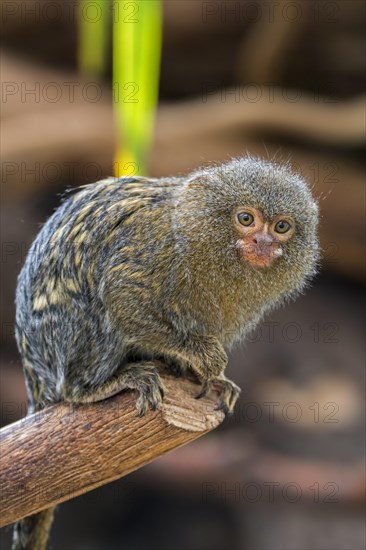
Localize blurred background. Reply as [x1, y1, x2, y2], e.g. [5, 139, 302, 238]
[1, 1, 365, 549]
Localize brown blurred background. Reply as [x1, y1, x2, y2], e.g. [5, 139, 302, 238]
[1, 1, 365, 549]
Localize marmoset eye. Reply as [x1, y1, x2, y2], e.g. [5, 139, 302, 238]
[237, 212, 254, 226]
[274, 220, 291, 234]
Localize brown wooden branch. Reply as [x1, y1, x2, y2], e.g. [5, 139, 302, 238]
[0, 373, 224, 527]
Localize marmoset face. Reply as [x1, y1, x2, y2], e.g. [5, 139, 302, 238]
[233, 206, 295, 269]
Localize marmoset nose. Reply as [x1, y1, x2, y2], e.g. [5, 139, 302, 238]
[252, 232, 273, 245]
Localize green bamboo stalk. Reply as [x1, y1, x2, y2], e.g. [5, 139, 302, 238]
[113, 0, 162, 176]
[78, 0, 110, 76]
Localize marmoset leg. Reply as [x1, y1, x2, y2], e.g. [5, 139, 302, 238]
[128, 331, 239, 414]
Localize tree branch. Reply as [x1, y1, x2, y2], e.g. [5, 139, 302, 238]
[0, 373, 224, 527]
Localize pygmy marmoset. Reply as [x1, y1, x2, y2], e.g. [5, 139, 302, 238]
[13, 157, 319, 549]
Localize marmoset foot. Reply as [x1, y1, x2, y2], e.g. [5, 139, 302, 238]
[196, 375, 241, 415]
[129, 365, 165, 416]
[65, 361, 165, 417]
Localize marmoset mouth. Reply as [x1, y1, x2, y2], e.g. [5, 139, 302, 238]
[238, 242, 282, 269]
[246, 256, 275, 269]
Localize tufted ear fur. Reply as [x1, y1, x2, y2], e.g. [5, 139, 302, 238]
[185, 176, 210, 189]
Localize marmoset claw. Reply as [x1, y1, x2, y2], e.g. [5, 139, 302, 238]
[196, 377, 241, 415]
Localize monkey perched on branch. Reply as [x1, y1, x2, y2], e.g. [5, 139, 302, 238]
[13, 157, 319, 549]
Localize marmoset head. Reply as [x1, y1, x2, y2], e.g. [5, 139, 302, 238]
[176, 156, 319, 296]
[233, 205, 295, 269]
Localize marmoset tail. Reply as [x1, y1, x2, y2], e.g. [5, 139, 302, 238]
[13, 157, 319, 549]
